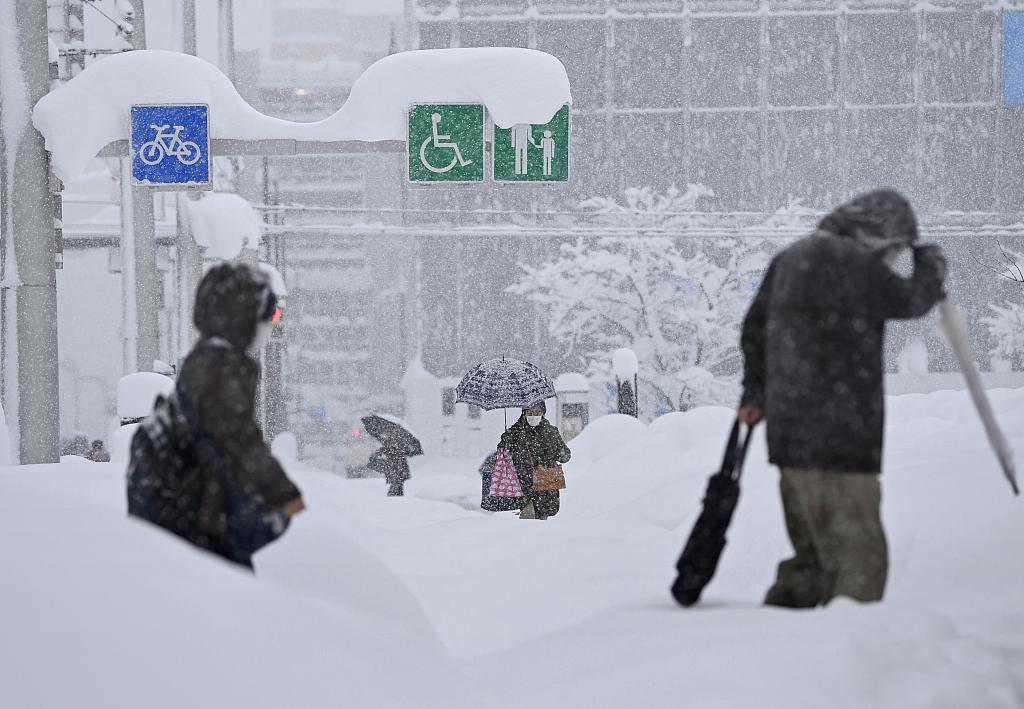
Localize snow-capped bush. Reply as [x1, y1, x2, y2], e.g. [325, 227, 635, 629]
[982, 300, 1024, 368]
[981, 245, 1024, 369]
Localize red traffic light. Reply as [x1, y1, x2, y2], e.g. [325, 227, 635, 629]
[272, 307, 282, 323]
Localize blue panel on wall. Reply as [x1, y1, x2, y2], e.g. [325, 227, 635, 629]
[1004, 12, 1024, 105]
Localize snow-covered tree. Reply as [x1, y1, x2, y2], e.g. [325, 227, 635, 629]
[580, 184, 716, 230]
[981, 245, 1024, 370]
[510, 186, 781, 415]
[982, 301, 1024, 369]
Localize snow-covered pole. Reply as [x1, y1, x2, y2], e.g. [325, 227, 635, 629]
[0, 0, 61, 464]
[182, 0, 197, 56]
[175, 0, 200, 357]
[218, 0, 235, 83]
[126, 0, 162, 374]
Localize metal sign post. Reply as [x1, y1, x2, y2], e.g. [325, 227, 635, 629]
[125, 104, 211, 372]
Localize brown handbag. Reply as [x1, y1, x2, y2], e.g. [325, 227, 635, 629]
[533, 464, 566, 491]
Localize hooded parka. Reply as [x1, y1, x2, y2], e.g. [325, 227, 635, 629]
[740, 190, 945, 473]
[127, 263, 301, 566]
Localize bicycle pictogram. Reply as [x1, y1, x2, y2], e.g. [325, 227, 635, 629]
[138, 124, 202, 166]
[419, 112, 474, 174]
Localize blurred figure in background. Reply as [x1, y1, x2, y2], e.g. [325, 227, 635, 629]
[369, 444, 411, 497]
[85, 440, 110, 463]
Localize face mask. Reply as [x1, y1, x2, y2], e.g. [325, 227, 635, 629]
[249, 320, 273, 354]
[526, 415, 542, 427]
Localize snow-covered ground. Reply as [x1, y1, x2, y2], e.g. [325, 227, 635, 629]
[2, 389, 1023, 708]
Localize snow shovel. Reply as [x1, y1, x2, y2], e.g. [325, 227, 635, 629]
[671, 421, 755, 607]
[936, 296, 1019, 496]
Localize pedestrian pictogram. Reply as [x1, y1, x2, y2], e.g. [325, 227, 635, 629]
[492, 104, 570, 183]
[407, 104, 484, 182]
[131, 104, 210, 187]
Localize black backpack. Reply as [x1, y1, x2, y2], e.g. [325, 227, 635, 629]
[126, 392, 288, 565]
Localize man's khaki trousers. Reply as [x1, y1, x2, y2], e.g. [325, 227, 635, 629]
[765, 468, 889, 608]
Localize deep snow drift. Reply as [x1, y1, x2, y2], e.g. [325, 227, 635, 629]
[2, 388, 1022, 708]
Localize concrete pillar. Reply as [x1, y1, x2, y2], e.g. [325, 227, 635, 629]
[0, 0, 62, 463]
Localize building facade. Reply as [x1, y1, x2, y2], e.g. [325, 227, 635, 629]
[247, 0, 1024, 466]
[413, 0, 1024, 216]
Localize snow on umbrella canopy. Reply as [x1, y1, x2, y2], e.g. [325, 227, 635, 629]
[456, 357, 556, 411]
[360, 414, 424, 457]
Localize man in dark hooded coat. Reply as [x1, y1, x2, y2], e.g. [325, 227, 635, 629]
[738, 189, 945, 608]
[499, 401, 571, 520]
[127, 263, 304, 568]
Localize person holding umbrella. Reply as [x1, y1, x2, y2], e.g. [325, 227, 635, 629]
[498, 400, 571, 520]
[369, 446, 412, 497]
[456, 357, 570, 518]
[360, 414, 423, 498]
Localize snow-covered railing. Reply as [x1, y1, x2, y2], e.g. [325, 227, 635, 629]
[32, 48, 572, 183]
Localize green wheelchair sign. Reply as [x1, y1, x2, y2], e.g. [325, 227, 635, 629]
[492, 104, 570, 183]
[407, 104, 485, 182]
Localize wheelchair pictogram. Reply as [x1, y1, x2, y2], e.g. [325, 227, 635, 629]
[419, 112, 474, 174]
[138, 124, 202, 166]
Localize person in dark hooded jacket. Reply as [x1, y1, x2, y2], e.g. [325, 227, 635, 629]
[499, 401, 571, 520]
[738, 189, 945, 608]
[127, 263, 304, 568]
[368, 445, 411, 496]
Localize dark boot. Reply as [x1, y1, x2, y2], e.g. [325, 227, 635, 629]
[764, 557, 830, 608]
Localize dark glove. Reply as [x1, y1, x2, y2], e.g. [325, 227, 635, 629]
[914, 244, 947, 281]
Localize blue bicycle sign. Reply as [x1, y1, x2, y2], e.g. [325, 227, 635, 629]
[138, 124, 202, 166]
[130, 104, 210, 187]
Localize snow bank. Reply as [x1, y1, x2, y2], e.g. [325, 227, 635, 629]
[271, 432, 298, 464]
[565, 413, 647, 468]
[4, 388, 1022, 708]
[0, 464, 487, 709]
[186, 192, 260, 260]
[33, 48, 571, 182]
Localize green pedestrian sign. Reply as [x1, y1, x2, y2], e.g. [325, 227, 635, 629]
[492, 104, 570, 183]
[407, 103, 485, 183]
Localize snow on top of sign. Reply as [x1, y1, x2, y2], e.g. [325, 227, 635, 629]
[117, 371, 173, 420]
[33, 49, 571, 182]
[554, 372, 589, 393]
[33, 51, 289, 183]
[612, 348, 639, 381]
[186, 192, 261, 261]
[322, 48, 571, 138]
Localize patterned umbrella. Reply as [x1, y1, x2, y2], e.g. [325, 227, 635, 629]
[456, 357, 556, 411]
